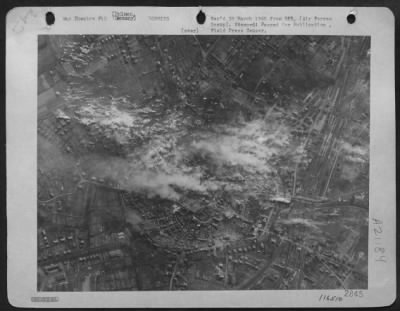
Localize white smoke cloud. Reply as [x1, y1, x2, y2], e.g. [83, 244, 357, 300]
[77, 119, 293, 201]
[341, 141, 369, 163]
[76, 102, 137, 144]
[80, 154, 216, 201]
[124, 171, 209, 200]
[67, 95, 295, 201]
[278, 218, 323, 230]
[191, 120, 291, 173]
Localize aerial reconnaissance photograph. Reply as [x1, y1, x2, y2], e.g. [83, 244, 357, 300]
[37, 35, 370, 291]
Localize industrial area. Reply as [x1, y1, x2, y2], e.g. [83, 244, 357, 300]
[37, 35, 369, 291]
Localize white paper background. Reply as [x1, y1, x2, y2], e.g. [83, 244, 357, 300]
[6, 6, 396, 308]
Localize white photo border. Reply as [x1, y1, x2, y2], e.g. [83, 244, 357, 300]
[6, 6, 396, 308]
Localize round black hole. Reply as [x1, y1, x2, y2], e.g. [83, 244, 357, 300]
[46, 11, 55, 26]
[347, 13, 356, 24]
[196, 10, 206, 25]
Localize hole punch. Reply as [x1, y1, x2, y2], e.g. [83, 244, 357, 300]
[196, 10, 206, 25]
[347, 13, 356, 24]
[46, 11, 55, 26]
